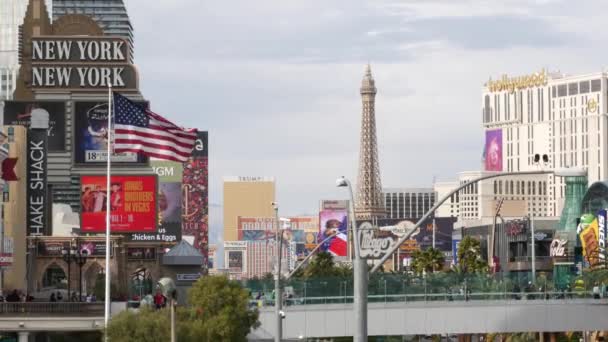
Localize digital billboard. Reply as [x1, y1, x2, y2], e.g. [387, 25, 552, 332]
[485, 129, 503, 171]
[128, 161, 182, 242]
[182, 132, 209, 268]
[318, 200, 349, 257]
[80, 175, 157, 233]
[73, 102, 147, 164]
[3, 101, 66, 151]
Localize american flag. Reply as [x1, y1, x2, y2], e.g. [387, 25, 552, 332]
[113, 93, 197, 162]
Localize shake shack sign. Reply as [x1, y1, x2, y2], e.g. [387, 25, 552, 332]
[29, 37, 137, 90]
[27, 129, 48, 236]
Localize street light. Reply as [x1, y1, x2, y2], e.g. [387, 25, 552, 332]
[61, 242, 76, 301]
[272, 202, 283, 342]
[336, 176, 366, 342]
[75, 245, 89, 302]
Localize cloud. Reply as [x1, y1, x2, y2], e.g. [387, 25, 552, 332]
[123, 0, 608, 247]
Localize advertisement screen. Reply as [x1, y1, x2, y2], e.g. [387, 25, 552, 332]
[485, 129, 503, 171]
[128, 161, 182, 242]
[182, 132, 209, 268]
[74, 102, 147, 164]
[37, 241, 111, 257]
[358, 217, 456, 256]
[3, 101, 66, 151]
[80, 175, 157, 233]
[318, 207, 348, 257]
[228, 251, 243, 270]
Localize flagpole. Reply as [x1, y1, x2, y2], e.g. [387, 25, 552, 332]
[104, 85, 112, 332]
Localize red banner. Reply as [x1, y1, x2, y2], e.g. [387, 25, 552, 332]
[80, 175, 157, 232]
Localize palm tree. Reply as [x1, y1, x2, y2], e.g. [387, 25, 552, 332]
[457, 236, 488, 274]
[411, 248, 445, 275]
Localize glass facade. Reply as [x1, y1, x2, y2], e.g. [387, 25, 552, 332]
[557, 175, 588, 232]
[0, 0, 28, 101]
[581, 181, 608, 215]
[52, 0, 134, 61]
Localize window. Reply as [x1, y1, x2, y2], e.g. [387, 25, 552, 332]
[591, 79, 601, 92]
[580, 80, 590, 94]
[568, 82, 579, 96]
[552, 86, 556, 97]
[558, 84, 567, 97]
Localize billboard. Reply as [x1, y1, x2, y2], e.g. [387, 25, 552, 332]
[598, 209, 607, 266]
[27, 128, 48, 236]
[80, 175, 157, 233]
[452, 239, 461, 265]
[127, 247, 156, 260]
[358, 217, 456, 257]
[580, 210, 608, 268]
[318, 200, 349, 257]
[3, 101, 66, 151]
[73, 102, 147, 164]
[128, 161, 182, 242]
[182, 132, 209, 269]
[37, 240, 111, 257]
[485, 129, 503, 171]
[228, 251, 243, 270]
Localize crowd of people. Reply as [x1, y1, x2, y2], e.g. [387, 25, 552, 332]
[49, 291, 97, 302]
[0, 289, 33, 302]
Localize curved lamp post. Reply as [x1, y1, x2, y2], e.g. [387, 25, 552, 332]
[335, 176, 366, 342]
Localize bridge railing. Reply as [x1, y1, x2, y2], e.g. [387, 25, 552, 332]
[276, 290, 597, 306]
[0, 302, 104, 316]
[246, 271, 605, 307]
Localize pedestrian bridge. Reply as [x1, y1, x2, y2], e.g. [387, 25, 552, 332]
[0, 302, 125, 333]
[250, 295, 608, 340]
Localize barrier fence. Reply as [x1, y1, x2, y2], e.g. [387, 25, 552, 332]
[244, 271, 608, 306]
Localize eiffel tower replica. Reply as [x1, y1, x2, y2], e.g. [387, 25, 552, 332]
[355, 64, 387, 219]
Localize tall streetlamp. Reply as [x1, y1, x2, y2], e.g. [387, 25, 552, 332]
[74, 243, 89, 302]
[272, 202, 283, 342]
[335, 176, 365, 342]
[61, 242, 76, 301]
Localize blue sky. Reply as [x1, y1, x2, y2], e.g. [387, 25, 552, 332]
[125, 0, 608, 248]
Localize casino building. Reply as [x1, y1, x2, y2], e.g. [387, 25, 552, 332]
[437, 69, 608, 224]
[0, 0, 209, 300]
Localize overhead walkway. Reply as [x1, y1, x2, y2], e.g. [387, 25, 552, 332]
[251, 294, 608, 340]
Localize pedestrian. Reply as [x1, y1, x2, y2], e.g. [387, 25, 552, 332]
[56, 292, 63, 302]
[153, 290, 164, 310]
[70, 292, 78, 302]
[50, 293, 56, 302]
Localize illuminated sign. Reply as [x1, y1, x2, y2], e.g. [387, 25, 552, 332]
[80, 175, 157, 233]
[486, 69, 547, 93]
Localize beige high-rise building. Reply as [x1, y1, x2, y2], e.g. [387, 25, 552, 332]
[1, 125, 27, 291]
[223, 177, 275, 242]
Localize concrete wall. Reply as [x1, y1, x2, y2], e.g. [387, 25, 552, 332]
[255, 300, 608, 339]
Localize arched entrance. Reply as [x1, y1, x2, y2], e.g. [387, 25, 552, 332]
[83, 261, 104, 298]
[41, 263, 67, 290]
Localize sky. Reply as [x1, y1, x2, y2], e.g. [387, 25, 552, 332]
[125, 0, 608, 248]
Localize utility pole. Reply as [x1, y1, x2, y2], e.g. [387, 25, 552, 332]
[273, 203, 282, 342]
[530, 214, 536, 282]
